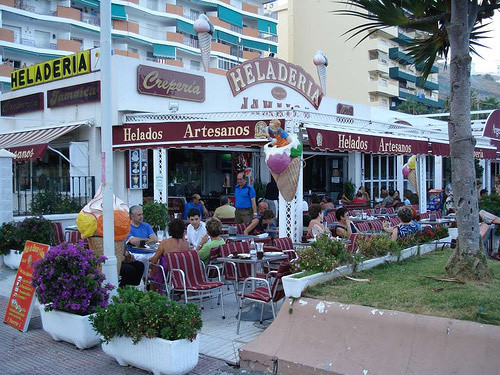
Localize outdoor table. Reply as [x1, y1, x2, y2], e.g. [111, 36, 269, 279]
[374, 213, 398, 218]
[217, 252, 287, 321]
[220, 234, 261, 242]
[130, 243, 158, 278]
[419, 218, 454, 226]
[349, 216, 379, 222]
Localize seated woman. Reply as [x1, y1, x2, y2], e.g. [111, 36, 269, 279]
[197, 218, 226, 265]
[334, 207, 358, 238]
[244, 209, 275, 235]
[307, 204, 327, 238]
[150, 218, 189, 264]
[340, 190, 351, 205]
[352, 191, 366, 204]
[383, 206, 421, 241]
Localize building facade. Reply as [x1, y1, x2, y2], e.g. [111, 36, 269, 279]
[0, 0, 277, 92]
[272, 0, 443, 110]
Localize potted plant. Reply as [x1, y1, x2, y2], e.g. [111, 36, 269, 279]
[32, 241, 113, 349]
[142, 200, 169, 232]
[1, 216, 53, 269]
[90, 287, 202, 375]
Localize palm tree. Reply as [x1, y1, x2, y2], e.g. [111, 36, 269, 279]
[336, 0, 500, 280]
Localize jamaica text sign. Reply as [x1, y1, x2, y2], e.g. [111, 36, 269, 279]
[4, 241, 50, 332]
[47, 81, 100, 108]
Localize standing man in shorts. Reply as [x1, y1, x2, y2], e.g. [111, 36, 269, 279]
[234, 172, 257, 224]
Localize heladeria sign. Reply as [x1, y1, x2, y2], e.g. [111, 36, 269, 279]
[11, 50, 91, 91]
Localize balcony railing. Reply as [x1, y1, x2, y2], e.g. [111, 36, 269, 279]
[14, 176, 95, 216]
[258, 32, 277, 42]
[183, 35, 199, 48]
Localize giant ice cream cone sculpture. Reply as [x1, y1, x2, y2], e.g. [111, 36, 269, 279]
[313, 50, 328, 95]
[194, 15, 214, 72]
[402, 155, 418, 194]
[264, 120, 303, 201]
[76, 184, 130, 272]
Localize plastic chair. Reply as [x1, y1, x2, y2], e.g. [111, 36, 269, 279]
[52, 222, 65, 245]
[65, 230, 82, 243]
[165, 250, 225, 319]
[273, 237, 297, 261]
[369, 220, 384, 232]
[235, 223, 247, 234]
[355, 222, 371, 232]
[324, 213, 337, 223]
[389, 217, 402, 226]
[236, 262, 291, 334]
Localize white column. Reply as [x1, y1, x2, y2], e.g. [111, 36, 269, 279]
[417, 155, 427, 213]
[396, 155, 404, 195]
[100, 0, 118, 290]
[153, 148, 168, 203]
[0, 150, 14, 225]
[485, 159, 491, 193]
[278, 120, 303, 242]
[434, 156, 443, 190]
[348, 152, 362, 190]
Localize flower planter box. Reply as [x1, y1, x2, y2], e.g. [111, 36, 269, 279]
[284, 239, 447, 298]
[39, 305, 100, 349]
[102, 335, 199, 375]
[3, 249, 22, 269]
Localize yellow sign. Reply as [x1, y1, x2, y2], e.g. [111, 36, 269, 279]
[11, 50, 91, 91]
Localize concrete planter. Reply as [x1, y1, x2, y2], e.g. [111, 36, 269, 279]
[39, 306, 100, 349]
[284, 239, 448, 298]
[102, 335, 199, 375]
[3, 249, 22, 269]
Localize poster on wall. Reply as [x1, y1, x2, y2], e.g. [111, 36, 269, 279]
[129, 149, 148, 189]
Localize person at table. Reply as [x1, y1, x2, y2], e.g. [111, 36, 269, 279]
[213, 196, 236, 219]
[402, 191, 412, 205]
[234, 172, 257, 224]
[125, 205, 158, 249]
[186, 208, 207, 250]
[334, 207, 358, 238]
[150, 219, 189, 264]
[184, 193, 208, 220]
[257, 200, 277, 237]
[376, 189, 395, 208]
[321, 196, 336, 210]
[352, 191, 366, 204]
[358, 186, 370, 201]
[382, 206, 421, 241]
[244, 209, 275, 236]
[119, 248, 145, 288]
[340, 190, 351, 205]
[307, 204, 327, 238]
[393, 190, 402, 205]
[264, 177, 279, 218]
[197, 218, 226, 265]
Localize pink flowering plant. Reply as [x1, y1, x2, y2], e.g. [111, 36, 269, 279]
[32, 241, 114, 316]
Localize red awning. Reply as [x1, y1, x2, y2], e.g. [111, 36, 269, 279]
[431, 142, 497, 160]
[112, 120, 271, 150]
[0, 124, 83, 162]
[306, 127, 429, 155]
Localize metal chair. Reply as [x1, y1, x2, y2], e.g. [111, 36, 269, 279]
[236, 262, 291, 334]
[219, 241, 252, 300]
[147, 258, 170, 296]
[52, 222, 65, 245]
[165, 250, 225, 319]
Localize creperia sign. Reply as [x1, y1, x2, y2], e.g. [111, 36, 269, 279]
[11, 50, 91, 91]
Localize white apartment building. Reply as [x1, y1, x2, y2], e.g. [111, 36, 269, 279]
[0, 0, 278, 92]
[272, 0, 442, 111]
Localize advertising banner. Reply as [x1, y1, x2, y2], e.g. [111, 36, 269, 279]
[3, 241, 50, 332]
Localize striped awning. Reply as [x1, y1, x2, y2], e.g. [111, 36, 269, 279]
[0, 123, 84, 162]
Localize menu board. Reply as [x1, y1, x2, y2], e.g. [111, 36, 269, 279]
[129, 149, 148, 189]
[4, 241, 50, 332]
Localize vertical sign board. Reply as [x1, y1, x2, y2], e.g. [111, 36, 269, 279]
[129, 149, 148, 189]
[3, 241, 50, 332]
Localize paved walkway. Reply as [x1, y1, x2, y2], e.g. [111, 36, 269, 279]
[0, 265, 266, 375]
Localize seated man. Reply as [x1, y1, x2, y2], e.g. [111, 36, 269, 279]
[125, 205, 158, 249]
[187, 208, 207, 250]
[184, 193, 208, 220]
[376, 189, 395, 208]
[244, 209, 275, 236]
[213, 196, 236, 219]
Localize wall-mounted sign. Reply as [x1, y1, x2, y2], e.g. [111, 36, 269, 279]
[226, 57, 323, 109]
[129, 149, 148, 189]
[11, 50, 91, 91]
[271, 86, 287, 100]
[113, 120, 271, 149]
[336, 103, 354, 116]
[137, 65, 205, 102]
[482, 109, 500, 140]
[47, 81, 100, 108]
[4, 241, 50, 332]
[1, 93, 44, 116]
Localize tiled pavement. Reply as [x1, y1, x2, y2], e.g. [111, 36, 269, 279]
[0, 265, 268, 375]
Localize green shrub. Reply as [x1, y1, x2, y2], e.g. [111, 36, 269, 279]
[142, 201, 169, 231]
[358, 234, 400, 258]
[292, 232, 354, 274]
[0, 216, 53, 254]
[30, 190, 84, 214]
[90, 287, 202, 344]
[0, 222, 23, 255]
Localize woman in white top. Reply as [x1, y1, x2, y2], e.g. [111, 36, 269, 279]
[307, 204, 327, 238]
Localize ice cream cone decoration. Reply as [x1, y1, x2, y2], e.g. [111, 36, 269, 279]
[194, 14, 214, 72]
[402, 155, 418, 194]
[264, 119, 303, 202]
[313, 50, 328, 95]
